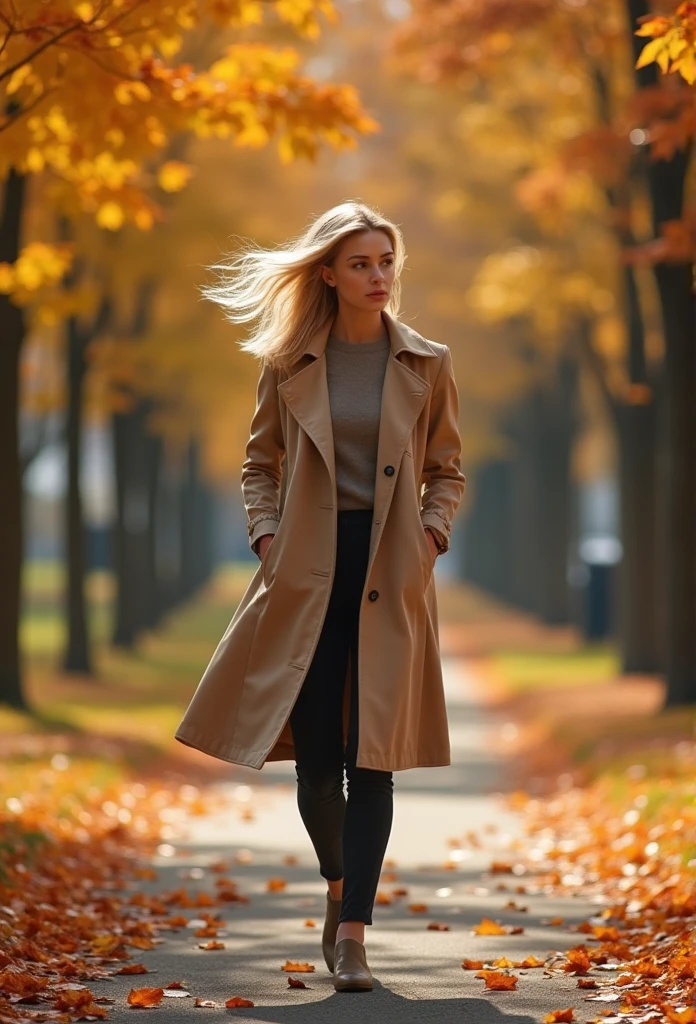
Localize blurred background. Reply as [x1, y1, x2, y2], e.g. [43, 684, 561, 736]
[1, 0, 695, 763]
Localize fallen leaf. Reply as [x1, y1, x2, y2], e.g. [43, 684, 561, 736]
[225, 996, 254, 1007]
[194, 997, 218, 1006]
[267, 877, 287, 892]
[427, 922, 449, 931]
[288, 977, 307, 988]
[462, 959, 485, 969]
[408, 903, 428, 913]
[198, 941, 225, 950]
[303, 920, 316, 928]
[513, 955, 545, 968]
[543, 1012, 574, 1023]
[114, 964, 149, 975]
[472, 917, 507, 936]
[281, 961, 315, 973]
[475, 969, 518, 990]
[563, 947, 591, 975]
[127, 987, 164, 1006]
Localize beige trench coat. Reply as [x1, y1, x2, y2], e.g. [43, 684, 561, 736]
[174, 311, 466, 771]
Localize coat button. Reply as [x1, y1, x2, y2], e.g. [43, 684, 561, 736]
[384, 465, 395, 476]
[368, 590, 379, 601]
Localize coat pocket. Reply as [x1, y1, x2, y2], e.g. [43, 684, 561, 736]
[416, 522, 436, 587]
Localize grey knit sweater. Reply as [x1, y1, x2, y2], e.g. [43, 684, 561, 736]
[325, 332, 391, 510]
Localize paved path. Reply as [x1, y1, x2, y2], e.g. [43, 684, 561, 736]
[91, 659, 600, 1022]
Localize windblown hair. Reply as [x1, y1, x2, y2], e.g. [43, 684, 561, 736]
[200, 200, 406, 370]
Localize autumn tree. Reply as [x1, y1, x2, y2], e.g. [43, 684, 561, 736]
[393, 0, 695, 700]
[0, 0, 377, 709]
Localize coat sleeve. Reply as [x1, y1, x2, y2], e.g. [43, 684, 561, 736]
[241, 362, 286, 554]
[419, 345, 466, 553]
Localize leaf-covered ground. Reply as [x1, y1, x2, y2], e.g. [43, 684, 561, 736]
[1, 566, 693, 1022]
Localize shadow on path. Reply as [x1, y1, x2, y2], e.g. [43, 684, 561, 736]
[233, 988, 537, 1024]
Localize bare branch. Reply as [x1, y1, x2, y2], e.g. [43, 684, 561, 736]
[0, 20, 81, 85]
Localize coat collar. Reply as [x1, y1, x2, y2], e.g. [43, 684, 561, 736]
[302, 309, 438, 362]
[278, 309, 437, 573]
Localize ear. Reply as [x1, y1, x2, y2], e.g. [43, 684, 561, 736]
[321, 265, 335, 287]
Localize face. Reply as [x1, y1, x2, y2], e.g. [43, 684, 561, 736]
[321, 229, 396, 311]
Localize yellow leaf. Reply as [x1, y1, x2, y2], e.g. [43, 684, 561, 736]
[635, 16, 671, 37]
[472, 917, 508, 936]
[74, 2, 94, 21]
[158, 35, 183, 58]
[26, 148, 45, 173]
[96, 201, 125, 230]
[134, 208, 155, 231]
[636, 35, 670, 70]
[6, 64, 32, 95]
[673, 51, 696, 85]
[668, 36, 688, 60]
[157, 161, 194, 192]
[130, 81, 152, 102]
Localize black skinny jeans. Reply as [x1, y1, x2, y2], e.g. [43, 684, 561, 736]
[289, 508, 394, 926]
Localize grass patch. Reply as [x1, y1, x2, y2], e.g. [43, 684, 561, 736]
[490, 644, 619, 692]
[2, 559, 257, 780]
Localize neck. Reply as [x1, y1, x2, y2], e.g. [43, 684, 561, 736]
[331, 308, 387, 344]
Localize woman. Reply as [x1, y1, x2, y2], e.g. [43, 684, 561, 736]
[175, 200, 466, 993]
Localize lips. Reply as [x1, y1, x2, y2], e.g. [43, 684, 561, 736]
[367, 291, 388, 297]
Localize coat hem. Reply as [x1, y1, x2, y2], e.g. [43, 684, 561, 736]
[174, 728, 450, 772]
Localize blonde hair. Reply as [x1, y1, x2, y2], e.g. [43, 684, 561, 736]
[200, 200, 406, 370]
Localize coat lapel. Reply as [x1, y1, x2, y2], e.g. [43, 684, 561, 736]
[277, 312, 438, 559]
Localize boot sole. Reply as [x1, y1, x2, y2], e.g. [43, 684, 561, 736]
[333, 976, 373, 992]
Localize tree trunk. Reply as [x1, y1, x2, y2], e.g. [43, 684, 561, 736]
[0, 169, 28, 709]
[659, 262, 696, 703]
[61, 282, 91, 674]
[59, 218, 113, 675]
[112, 402, 150, 647]
[461, 458, 513, 600]
[534, 357, 577, 625]
[506, 357, 577, 623]
[616, 402, 661, 671]
[627, 0, 696, 704]
[144, 430, 164, 629]
[111, 278, 161, 646]
[507, 396, 541, 614]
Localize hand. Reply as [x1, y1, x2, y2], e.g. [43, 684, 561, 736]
[257, 534, 274, 561]
[424, 527, 438, 563]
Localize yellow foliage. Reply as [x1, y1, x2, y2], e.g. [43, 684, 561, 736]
[2, 243, 75, 294]
[0, 0, 375, 253]
[96, 201, 125, 231]
[635, 5, 696, 84]
[157, 161, 195, 192]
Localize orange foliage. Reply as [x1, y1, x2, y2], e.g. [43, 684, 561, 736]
[636, 2, 696, 84]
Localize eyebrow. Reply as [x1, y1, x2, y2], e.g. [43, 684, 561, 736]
[346, 251, 394, 260]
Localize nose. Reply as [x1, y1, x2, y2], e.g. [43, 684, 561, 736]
[370, 265, 386, 284]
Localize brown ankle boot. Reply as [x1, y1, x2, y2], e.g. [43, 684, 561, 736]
[322, 892, 342, 973]
[333, 937, 373, 992]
